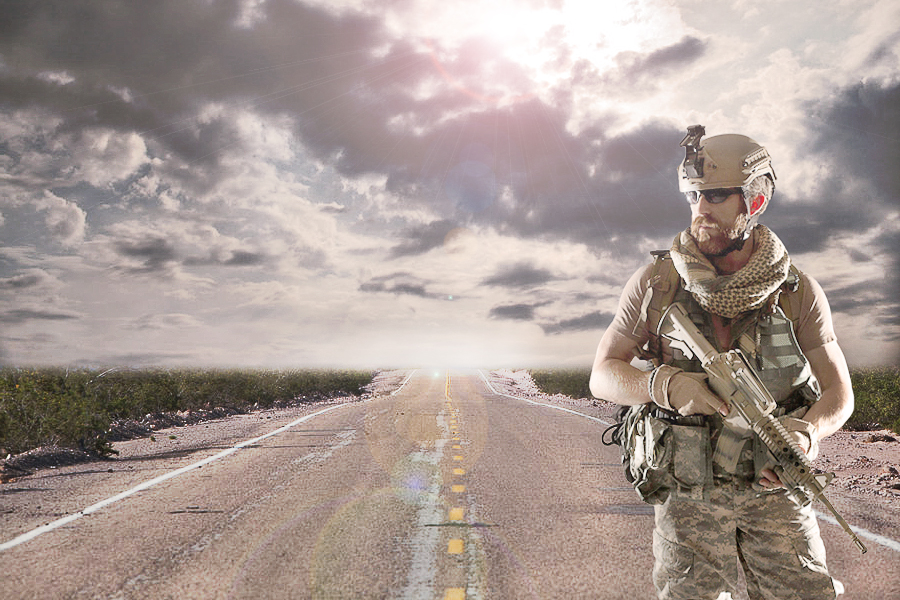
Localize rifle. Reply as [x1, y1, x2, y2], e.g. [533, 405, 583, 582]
[657, 302, 867, 554]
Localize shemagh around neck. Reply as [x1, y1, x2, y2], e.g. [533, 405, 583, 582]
[669, 225, 791, 319]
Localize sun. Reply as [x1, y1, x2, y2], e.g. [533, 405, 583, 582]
[406, 0, 680, 104]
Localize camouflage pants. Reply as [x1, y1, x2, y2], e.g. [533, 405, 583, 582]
[652, 481, 842, 599]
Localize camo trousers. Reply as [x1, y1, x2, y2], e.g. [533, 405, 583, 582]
[652, 481, 842, 599]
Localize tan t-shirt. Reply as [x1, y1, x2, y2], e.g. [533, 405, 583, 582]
[607, 263, 837, 354]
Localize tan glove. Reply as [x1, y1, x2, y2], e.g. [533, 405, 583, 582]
[781, 417, 819, 461]
[649, 365, 728, 417]
[758, 418, 819, 489]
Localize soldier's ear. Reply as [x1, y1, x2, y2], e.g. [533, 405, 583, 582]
[749, 194, 766, 216]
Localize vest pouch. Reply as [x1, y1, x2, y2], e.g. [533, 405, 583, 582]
[669, 422, 712, 501]
[620, 406, 674, 504]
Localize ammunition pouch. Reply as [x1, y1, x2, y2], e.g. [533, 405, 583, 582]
[604, 404, 712, 504]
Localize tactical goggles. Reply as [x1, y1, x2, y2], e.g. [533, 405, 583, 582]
[684, 188, 743, 205]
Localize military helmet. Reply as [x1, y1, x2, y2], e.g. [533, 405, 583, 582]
[678, 126, 775, 191]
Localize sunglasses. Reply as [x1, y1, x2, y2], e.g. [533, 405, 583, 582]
[684, 188, 743, 205]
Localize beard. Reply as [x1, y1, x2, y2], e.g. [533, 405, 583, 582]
[690, 212, 749, 257]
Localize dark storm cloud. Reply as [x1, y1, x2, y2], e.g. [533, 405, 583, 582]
[481, 262, 560, 289]
[566, 36, 707, 99]
[776, 82, 900, 260]
[540, 310, 613, 335]
[0, 270, 52, 289]
[776, 79, 900, 257]
[825, 280, 880, 315]
[805, 80, 900, 207]
[613, 36, 707, 85]
[224, 250, 267, 266]
[0, 308, 80, 324]
[779, 81, 900, 263]
[489, 303, 537, 321]
[381, 102, 684, 251]
[488, 298, 555, 322]
[112, 233, 271, 275]
[389, 220, 458, 258]
[114, 236, 178, 274]
[358, 272, 446, 299]
[183, 250, 269, 267]
[372, 104, 685, 258]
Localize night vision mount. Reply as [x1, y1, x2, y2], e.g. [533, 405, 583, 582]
[680, 124, 706, 179]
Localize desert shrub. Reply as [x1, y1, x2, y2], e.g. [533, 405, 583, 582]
[529, 368, 592, 400]
[846, 367, 900, 433]
[0, 367, 373, 456]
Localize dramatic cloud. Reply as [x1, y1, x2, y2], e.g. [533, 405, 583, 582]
[482, 262, 561, 289]
[1, 0, 897, 368]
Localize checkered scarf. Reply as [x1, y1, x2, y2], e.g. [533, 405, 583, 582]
[669, 225, 791, 319]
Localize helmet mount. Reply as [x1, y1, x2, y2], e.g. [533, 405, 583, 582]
[680, 124, 706, 179]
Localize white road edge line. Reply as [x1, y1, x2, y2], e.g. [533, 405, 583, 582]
[477, 369, 900, 555]
[0, 402, 349, 552]
[391, 369, 417, 396]
[477, 369, 612, 426]
[815, 511, 900, 553]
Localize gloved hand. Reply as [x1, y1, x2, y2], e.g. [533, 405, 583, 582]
[649, 366, 728, 417]
[781, 417, 819, 460]
[759, 417, 818, 489]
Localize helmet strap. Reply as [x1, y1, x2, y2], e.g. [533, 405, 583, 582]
[705, 235, 747, 258]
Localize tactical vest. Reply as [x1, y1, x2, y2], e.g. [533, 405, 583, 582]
[619, 251, 820, 501]
[636, 250, 819, 399]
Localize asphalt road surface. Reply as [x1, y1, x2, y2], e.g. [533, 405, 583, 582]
[2, 370, 897, 599]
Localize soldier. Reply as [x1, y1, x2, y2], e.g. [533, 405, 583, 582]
[590, 126, 854, 599]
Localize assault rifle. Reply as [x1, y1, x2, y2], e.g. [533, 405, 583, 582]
[658, 302, 868, 554]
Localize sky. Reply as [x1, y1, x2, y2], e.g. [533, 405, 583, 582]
[1, 0, 898, 370]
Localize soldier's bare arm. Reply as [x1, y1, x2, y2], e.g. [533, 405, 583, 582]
[802, 341, 854, 441]
[589, 328, 651, 406]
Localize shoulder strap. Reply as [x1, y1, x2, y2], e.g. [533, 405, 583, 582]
[776, 264, 804, 327]
[634, 250, 681, 339]
[633, 249, 682, 364]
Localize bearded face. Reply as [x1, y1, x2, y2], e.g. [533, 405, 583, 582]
[690, 211, 749, 257]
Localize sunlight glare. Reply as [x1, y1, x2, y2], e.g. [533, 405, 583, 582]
[411, 0, 683, 102]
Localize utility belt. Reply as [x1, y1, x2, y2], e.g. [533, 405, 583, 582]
[648, 390, 810, 424]
[605, 391, 813, 504]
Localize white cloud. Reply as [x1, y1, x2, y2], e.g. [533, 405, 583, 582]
[129, 313, 203, 330]
[76, 130, 149, 187]
[37, 70, 75, 85]
[840, 0, 900, 84]
[36, 191, 86, 247]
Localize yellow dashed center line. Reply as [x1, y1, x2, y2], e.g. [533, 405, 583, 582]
[444, 373, 472, 599]
[448, 538, 464, 554]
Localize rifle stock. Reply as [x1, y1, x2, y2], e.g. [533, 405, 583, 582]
[657, 302, 867, 554]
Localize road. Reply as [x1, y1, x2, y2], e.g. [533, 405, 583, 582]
[1, 370, 897, 599]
